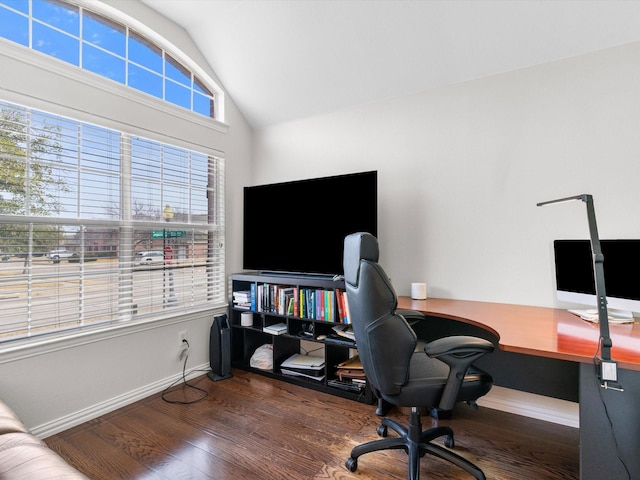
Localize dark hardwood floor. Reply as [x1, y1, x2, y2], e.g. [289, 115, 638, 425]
[45, 369, 579, 479]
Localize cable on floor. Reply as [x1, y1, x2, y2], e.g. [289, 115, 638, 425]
[161, 339, 209, 405]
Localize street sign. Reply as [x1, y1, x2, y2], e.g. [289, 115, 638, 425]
[151, 230, 186, 238]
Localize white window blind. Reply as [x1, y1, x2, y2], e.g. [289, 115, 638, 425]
[0, 100, 225, 342]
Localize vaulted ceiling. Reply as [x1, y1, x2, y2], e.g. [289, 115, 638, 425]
[141, 0, 640, 129]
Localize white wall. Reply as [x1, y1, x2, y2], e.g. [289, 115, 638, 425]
[0, 0, 252, 435]
[4, 2, 640, 435]
[252, 41, 640, 308]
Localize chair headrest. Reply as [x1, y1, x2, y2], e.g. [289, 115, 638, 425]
[343, 232, 379, 287]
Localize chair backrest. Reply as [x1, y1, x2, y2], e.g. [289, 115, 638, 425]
[343, 232, 417, 396]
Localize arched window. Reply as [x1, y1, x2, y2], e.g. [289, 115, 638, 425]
[0, 0, 226, 344]
[0, 0, 220, 119]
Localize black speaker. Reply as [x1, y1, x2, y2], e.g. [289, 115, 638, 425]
[207, 314, 232, 381]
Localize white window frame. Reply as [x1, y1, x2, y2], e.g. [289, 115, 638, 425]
[0, 0, 228, 350]
[0, 0, 225, 122]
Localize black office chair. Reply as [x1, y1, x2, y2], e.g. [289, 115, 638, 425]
[343, 232, 494, 480]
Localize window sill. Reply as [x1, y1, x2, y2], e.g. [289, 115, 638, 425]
[0, 304, 227, 364]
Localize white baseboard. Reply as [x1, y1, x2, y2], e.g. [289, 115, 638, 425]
[34, 363, 210, 439]
[477, 386, 579, 428]
[35, 372, 578, 438]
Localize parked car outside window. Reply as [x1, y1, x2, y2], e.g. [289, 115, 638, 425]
[134, 251, 165, 266]
[47, 249, 74, 263]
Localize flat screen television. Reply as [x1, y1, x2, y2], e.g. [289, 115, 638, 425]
[553, 239, 640, 316]
[243, 171, 377, 277]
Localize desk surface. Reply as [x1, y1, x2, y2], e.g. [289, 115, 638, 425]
[397, 297, 640, 371]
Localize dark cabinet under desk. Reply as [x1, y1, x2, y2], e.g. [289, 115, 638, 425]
[229, 272, 374, 405]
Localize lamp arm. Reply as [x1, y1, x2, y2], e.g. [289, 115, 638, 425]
[538, 193, 620, 387]
[537, 194, 613, 361]
[583, 195, 612, 361]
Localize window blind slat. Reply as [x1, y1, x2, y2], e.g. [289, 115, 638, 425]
[0, 100, 225, 342]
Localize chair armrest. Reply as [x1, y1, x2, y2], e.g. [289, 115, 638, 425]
[424, 336, 495, 414]
[425, 335, 494, 358]
[397, 309, 427, 328]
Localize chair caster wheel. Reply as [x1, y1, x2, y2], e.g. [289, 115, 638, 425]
[444, 435, 455, 449]
[376, 425, 388, 437]
[345, 457, 358, 472]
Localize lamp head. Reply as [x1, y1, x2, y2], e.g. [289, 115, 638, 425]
[536, 194, 591, 207]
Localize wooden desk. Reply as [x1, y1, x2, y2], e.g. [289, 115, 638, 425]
[397, 297, 640, 370]
[398, 297, 640, 480]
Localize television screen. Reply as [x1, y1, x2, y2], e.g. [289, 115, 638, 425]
[243, 171, 377, 276]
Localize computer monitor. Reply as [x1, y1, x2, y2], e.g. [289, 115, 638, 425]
[553, 239, 640, 316]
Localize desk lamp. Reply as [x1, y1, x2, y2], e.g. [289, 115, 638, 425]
[537, 194, 622, 391]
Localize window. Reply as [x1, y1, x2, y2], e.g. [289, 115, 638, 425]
[0, 100, 225, 342]
[0, 0, 218, 120]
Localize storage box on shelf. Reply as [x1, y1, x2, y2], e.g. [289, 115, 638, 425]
[230, 272, 374, 404]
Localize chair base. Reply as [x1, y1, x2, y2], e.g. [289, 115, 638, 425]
[376, 398, 479, 419]
[346, 407, 485, 480]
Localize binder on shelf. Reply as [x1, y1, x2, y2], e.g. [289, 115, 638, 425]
[263, 322, 287, 335]
[280, 353, 325, 381]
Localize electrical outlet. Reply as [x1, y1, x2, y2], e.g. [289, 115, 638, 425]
[178, 330, 189, 361]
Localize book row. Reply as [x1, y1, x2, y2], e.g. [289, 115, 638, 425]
[233, 284, 351, 323]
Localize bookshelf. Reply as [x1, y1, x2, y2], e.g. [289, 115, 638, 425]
[229, 272, 374, 404]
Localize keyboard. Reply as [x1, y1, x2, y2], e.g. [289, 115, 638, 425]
[568, 309, 635, 324]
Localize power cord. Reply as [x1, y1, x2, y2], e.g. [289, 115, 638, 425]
[161, 339, 209, 405]
[592, 340, 631, 479]
[595, 378, 631, 479]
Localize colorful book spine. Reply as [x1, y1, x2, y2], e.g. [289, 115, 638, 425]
[250, 283, 257, 311]
[335, 289, 346, 323]
[326, 290, 333, 322]
[343, 292, 351, 324]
